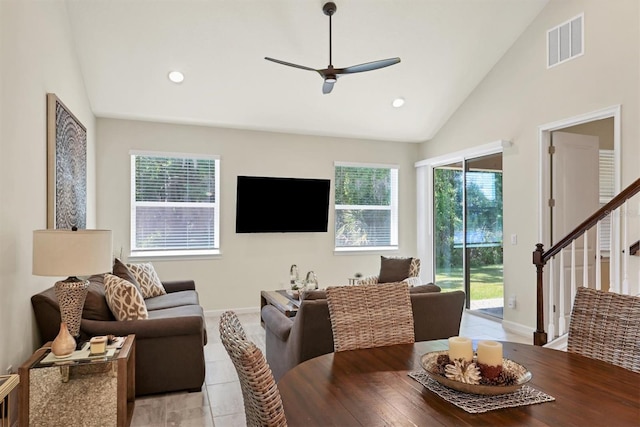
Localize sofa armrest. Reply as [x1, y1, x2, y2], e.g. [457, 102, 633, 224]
[261, 305, 293, 341]
[162, 280, 196, 293]
[411, 290, 465, 342]
[81, 316, 204, 340]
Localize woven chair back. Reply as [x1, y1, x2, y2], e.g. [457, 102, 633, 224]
[567, 287, 640, 373]
[326, 282, 415, 352]
[219, 311, 287, 426]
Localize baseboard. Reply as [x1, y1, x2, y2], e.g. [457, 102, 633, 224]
[205, 307, 260, 317]
[501, 319, 535, 339]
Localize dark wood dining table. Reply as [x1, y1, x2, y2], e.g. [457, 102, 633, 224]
[278, 340, 640, 426]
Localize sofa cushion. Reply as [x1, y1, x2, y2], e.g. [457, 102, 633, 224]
[147, 304, 204, 320]
[112, 258, 142, 293]
[378, 256, 413, 283]
[104, 274, 149, 321]
[126, 262, 167, 298]
[84, 275, 116, 321]
[144, 290, 200, 311]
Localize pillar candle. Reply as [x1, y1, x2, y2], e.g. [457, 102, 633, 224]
[448, 336, 473, 362]
[477, 340, 503, 367]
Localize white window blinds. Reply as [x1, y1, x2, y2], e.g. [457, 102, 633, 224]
[334, 163, 398, 249]
[599, 149, 615, 252]
[131, 153, 220, 256]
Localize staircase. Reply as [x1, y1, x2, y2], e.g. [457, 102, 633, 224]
[532, 177, 640, 346]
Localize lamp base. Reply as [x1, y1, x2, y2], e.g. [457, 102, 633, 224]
[51, 322, 76, 358]
[54, 277, 89, 338]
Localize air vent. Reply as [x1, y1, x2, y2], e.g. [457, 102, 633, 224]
[547, 14, 584, 68]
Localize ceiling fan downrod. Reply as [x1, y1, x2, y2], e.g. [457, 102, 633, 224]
[323, 2, 337, 68]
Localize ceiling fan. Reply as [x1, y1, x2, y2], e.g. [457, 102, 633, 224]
[265, 2, 400, 94]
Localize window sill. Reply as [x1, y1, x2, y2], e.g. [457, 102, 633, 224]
[128, 249, 222, 262]
[334, 246, 399, 255]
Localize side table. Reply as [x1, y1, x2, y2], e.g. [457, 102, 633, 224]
[19, 334, 136, 427]
[260, 290, 300, 327]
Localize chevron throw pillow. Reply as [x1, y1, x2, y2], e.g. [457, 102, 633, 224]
[126, 262, 167, 299]
[104, 274, 149, 321]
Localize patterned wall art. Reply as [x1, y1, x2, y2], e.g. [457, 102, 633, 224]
[46, 93, 87, 229]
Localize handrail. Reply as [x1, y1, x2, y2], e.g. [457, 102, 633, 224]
[532, 177, 640, 345]
[541, 177, 640, 262]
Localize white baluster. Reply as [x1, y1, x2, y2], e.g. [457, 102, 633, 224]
[622, 201, 629, 294]
[558, 250, 566, 336]
[583, 229, 589, 288]
[548, 256, 555, 340]
[571, 240, 577, 306]
[596, 221, 602, 290]
[609, 210, 616, 292]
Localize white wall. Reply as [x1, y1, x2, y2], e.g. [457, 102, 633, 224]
[96, 119, 419, 311]
[0, 1, 96, 375]
[418, 0, 640, 333]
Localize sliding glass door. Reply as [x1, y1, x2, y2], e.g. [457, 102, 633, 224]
[433, 153, 504, 317]
[433, 162, 464, 294]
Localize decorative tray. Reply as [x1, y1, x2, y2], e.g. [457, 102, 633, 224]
[420, 350, 532, 396]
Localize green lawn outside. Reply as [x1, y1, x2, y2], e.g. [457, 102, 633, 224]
[435, 264, 503, 300]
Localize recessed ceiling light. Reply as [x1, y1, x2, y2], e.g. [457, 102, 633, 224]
[168, 71, 184, 84]
[392, 97, 405, 108]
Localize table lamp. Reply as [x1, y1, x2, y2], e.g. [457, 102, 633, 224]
[33, 228, 112, 357]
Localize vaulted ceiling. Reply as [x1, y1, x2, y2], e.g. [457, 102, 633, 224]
[66, 0, 548, 142]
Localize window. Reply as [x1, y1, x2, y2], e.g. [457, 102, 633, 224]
[334, 163, 398, 250]
[130, 152, 220, 257]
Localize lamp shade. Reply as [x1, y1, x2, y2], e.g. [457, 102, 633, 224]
[33, 229, 113, 277]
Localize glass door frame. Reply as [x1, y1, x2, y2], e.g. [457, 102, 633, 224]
[415, 140, 508, 306]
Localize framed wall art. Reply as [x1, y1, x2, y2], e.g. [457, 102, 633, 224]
[46, 93, 87, 229]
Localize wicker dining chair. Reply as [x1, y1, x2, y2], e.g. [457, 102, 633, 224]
[219, 311, 287, 426]
[326, 282, 415, 352]
[567, 287, 640, 373]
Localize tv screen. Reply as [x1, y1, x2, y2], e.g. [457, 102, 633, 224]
[236, 176, 331, 233]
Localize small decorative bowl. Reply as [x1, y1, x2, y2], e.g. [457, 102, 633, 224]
[420, 350, 532, 395]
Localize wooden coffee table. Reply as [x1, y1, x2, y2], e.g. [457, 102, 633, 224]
[260, 290, 301, 326]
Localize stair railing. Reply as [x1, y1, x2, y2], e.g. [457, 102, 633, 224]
[532, 177, 640, 345]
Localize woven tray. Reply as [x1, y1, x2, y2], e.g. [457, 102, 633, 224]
[409, 370, 555, 414]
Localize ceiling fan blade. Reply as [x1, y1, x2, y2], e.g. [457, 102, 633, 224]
[337, 57, 401, 75]
[322, 79, 335, 94]
[265, 57, 318, 73]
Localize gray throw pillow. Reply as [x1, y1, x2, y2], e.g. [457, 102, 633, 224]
[112, 258, 143, 293]
[378, 256, 413, 283]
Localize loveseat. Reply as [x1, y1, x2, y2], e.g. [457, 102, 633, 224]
[31, 272, 207, 396]
[261, 284, 465, 381]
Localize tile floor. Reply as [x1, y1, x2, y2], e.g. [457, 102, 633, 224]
[130, 310, 530, 427]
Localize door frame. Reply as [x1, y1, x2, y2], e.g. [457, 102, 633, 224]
[537, 105, 621, 290]
[415, 139, 510, 286]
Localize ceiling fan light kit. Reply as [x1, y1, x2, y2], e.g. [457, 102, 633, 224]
[265, 2, 400, 94]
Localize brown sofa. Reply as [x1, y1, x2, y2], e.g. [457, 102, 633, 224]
[31, 274, 207, 396]
[261, 284, 465, 381]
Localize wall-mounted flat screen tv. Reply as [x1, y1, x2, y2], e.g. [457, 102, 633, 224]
[236, 176, 331, 233]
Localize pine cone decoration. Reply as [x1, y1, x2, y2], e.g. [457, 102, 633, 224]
[445, 360, 481, 385]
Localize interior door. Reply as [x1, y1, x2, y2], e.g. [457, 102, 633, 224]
[550, 131, 599, 332]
